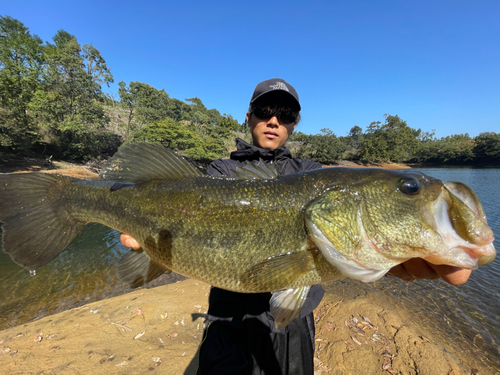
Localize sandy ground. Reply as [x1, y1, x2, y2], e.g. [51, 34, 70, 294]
[0, 278, 483, 375]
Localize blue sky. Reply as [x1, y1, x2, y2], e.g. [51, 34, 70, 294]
[3, 0, 499, 138]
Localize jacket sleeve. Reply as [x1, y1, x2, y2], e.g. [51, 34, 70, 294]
[302, 159, 323, 171]
[206, 159, 231, 177]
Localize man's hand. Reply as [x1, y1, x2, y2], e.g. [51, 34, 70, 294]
[120, 233, 141, 250]
[119, 233, 472, 286]
[387, 258, 471, 285]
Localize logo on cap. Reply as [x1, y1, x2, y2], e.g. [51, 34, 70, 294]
[269, 82, 289, 92]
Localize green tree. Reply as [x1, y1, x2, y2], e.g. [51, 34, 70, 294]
[166, 98, 191, 122]
[414, 133, 476, 163]
[473, 132, 500, 163]
[135, 118, 226, 160]
[30, 29, 115, 159]
[218, 114, 241, 132]
[295, 128, 347, 163]
[342, 125, 364, 159]
[357, 121, 385, 161]
[358, 115, 419, 162]
[118, 81, 171, 132]
[0, 16, 44, 152]
[348, 126, 363, 148]
[118, 80, 135, 139]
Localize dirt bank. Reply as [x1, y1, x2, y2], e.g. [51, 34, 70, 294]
[0, 278, 483, 375]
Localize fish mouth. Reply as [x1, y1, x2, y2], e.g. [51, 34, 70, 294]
[425, 183, 496, 269]
[306, 181, 496, 279]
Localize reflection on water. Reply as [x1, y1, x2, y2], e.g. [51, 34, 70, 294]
[0, 223, 185, 330]
[0, 167, 498, 371]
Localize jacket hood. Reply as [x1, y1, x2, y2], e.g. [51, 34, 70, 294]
[230, 138, 293, 162]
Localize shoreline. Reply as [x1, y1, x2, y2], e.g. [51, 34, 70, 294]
[0, 154, 412, 176]
[0, 278, 485, 374]
[2, 153, 497, 178]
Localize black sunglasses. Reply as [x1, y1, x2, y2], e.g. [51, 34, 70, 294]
[252, 106, 298, 124]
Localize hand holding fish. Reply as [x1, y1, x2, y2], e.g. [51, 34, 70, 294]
[386, 258, 471, 285]
[120, 233, 141, 251]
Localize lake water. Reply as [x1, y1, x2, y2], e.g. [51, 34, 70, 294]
[0, 167, 499, 371]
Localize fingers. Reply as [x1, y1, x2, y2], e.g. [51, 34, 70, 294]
[386, 264, 416, 282]
[428, 264, 472, 286]
[387, 258, 440, 282]
[120, 233, 141, 250]
[401, 258, 441, 280]
[387, 258, 472, 286]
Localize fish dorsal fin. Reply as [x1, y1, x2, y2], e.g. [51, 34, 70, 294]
[101, 142, 203, 183]
[232, 159, 280, 180]
[239, 251, 315, 291]
[271, 286, 311, 329]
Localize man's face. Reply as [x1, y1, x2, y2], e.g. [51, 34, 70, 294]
[246, 110, 297, 150]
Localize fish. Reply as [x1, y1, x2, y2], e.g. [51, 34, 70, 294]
[0, 143, 496, 328]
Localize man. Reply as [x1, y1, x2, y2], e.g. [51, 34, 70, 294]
[121, 78, 471, 374]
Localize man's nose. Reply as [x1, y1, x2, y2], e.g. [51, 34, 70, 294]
[267, 116, 280, 126]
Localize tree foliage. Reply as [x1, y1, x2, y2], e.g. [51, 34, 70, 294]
[413, 134, 475, 163]
[134, 118, 226, 160]
[357, 115, 420, 162]
[293, 128, 347, 163]
[0, 17, 117, 159]
[0, 16, 44, 151]
[473, 132, 500, 162]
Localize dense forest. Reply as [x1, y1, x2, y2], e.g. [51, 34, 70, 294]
[1, 16, 499, 165]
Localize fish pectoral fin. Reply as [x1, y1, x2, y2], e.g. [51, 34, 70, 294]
[231, 159, 280, 180]
[100, 143, 203, 183]
[239, 252, 315, 291]
[117, 249, 171, 288]
[270, 286, 311, 329]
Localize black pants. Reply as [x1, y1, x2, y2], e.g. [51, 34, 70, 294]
[196, 313, 315, 375]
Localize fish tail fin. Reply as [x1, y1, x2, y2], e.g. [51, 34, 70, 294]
[0, 173, 86, 271]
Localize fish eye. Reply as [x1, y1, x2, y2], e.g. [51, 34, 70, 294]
[401, 177, 421, 195]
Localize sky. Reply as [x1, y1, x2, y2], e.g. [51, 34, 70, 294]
[3, 0, 499, 138]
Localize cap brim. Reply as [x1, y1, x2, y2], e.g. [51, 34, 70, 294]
[251, 90, 301, 111]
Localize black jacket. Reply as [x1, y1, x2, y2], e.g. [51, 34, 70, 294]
[208, 138, 322, 179]
[205, 138, 325, 332]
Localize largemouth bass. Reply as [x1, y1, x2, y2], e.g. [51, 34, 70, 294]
[0, 143, 496, 327]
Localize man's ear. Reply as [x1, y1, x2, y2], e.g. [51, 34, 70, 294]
[245, 112, 251, 124]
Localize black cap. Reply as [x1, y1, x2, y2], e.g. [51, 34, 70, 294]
[250, 78, 301, 111]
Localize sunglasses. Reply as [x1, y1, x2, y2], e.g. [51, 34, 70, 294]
[252, 106, 298, 124]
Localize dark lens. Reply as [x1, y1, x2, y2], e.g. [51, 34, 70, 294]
[253, 107, 274, 119]
[278, 109, 297, 124]
[253, 106, 297, 123]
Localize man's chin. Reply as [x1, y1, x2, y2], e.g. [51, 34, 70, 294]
[258, 138, 284, 150]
